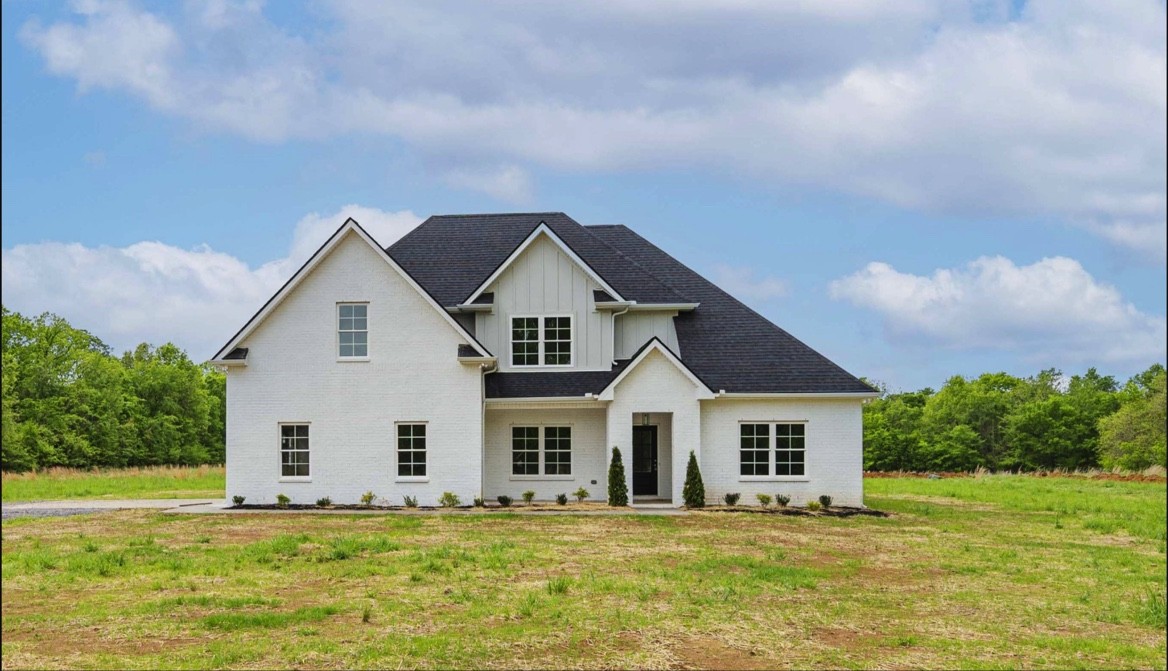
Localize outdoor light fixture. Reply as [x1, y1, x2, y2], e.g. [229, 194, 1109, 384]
[641, 413, 650, 426]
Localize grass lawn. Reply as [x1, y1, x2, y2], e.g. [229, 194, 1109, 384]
[1, 466, 226, 502]
[2, 475, 1165, 669]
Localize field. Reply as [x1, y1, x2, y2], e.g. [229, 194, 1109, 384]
[1, 466, 226, 502]
[2, 475, 1165, 670]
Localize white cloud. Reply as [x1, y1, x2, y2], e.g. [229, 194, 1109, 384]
[18, 1, 1167, 254]
[0, 205, 421, 360]
[710, 265, 789, 304]
[828, 255, 1167, 364]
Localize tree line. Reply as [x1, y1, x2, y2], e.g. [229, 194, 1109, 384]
[2, 306, 225, 472]
[863, 365, 1166, 472]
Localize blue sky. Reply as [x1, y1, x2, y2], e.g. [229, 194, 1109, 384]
[2, 0, 1165, 392]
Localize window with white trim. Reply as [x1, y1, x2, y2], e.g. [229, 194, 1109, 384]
[338, 303, 368, 357]
[280, 424, 310, 477]
[739, 422, 806, 477]
[510, 316, 572, 367]
[397, 424, 426, 477]
[511, 426, 572, 476]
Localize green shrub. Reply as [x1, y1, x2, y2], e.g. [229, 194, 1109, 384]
[607, 446, 629, 506]
[360, 491, 376, 506]
[497, 495, 513, 507]
[723, 492, 741, 506]
[806, 500, 822, 512]
[573, 487, 590, 502]
[756, 493, 772, 507]
[403, 495, 418, 508]
[315, 497, 331, 508]
[682, 451, 705, 508]
[473, 496, 485, 507]
[775, 494, 790, 507]
[522, 490, 536, 505]
[438, 492, 461, 508]
[555, 493, 568, 505]
[231, 495, 246, 507]
[275, 494, 291, 508]
[818, 495, 833, 509]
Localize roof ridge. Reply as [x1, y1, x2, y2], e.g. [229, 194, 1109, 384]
[574, 223, 692, 302]
[429, 211, 565, 219]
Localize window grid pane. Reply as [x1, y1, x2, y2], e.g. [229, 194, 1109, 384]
[543, 317, 572, 365]
[397, 424, 426, 477]
[511, 318, 540, 366]
[338, 303, 369, 358]
[775, 423, 806, 477]
[280, 424, 310, 477]
[512, 426, 539, 475]
[543, 426, 572, 475]
[739, 424, 769, 476]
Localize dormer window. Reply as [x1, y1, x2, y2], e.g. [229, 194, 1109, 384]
[338, 303, 368, 358]
[511, 315, 572, 367]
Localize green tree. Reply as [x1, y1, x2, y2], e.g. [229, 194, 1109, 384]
[607, 446, 629, 506]
[682, 451, 705, 508]
[1098, 368, 1166, 470]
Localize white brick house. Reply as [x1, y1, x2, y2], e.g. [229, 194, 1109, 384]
[212, 213, 875, 507]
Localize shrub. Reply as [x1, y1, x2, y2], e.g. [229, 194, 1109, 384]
[438, 492, 461, 508]
[775, 494, 791, 507]
[522, 490, 536, 505]
[231, 495, 246, 507]
[723, 492, 741, 506]
[682, 451, 705, 508]
[315, 497, 331, 508]
[573, 487, 590, 503]
[607, 446, 629, 506]
[806, 500, 822, 512]
[473, 496, 485, 507]
[756, 493, 772, 507]
[497, 495, 513, 507]
[403, 495, 418, 508]
[818, 495, 833, 509]
[555, 493, 568, 505]
[275, 494, 291, 508]
[360, 491, 376, 507]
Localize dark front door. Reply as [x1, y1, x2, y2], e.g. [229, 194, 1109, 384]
[632, 425, 658, 496]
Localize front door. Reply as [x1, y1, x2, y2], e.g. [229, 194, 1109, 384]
[632, 425, 658, 496]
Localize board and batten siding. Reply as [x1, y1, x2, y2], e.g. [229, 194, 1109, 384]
[224, 231, 484, 507]
[483, 407, 608, 501]
[475, 234, 613, 371]
[614, 312, 680, 358]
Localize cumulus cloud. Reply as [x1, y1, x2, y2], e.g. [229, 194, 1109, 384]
[0, 205, 421, 360]
[18, 1, 1167, 255]
[710, 265, 789, 304]
[828, 255, 1167, 364]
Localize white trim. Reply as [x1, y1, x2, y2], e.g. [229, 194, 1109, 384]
[212, 219, 490, 361]
[714, 392, 878, 399]
[210, 359, 247, 367]
[509, 314, 574, 368]
[509, 423, 575, 478]
[395, 421, 428, 479]
[626, 303, 699, 311]
[464, 224, 625, 305]
[485, 398, 601, 409]
[336, 356, 371, 363]
[737, 421, 808, 479]
[336, 301, 369, 359]
[739, 477, 810, 483]
[597, 339, 714, 401]
[277, 421, 311, 480]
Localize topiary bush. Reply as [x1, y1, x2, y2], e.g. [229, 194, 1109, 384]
[818, 495, 833, 509]
[607, 447, 629, 506]
[573, 487, 590, 502]
[555, 493, 568, 505]
[723, 492, 741, 506]
[682, 451, 705, 508]
[497, 495, 513, 507]
[756, 493, 772, 507]
[522, 490, 536, 505]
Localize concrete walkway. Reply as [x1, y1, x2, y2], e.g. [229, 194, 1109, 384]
[2, 499, 688, 518]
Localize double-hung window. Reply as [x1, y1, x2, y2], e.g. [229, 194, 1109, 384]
[739, 422, 806, 477]
[397, 424, 426, 477]
[511, 316, 572, 367]
[280, 424, 310, 478]
[511, 426, 572, 476]
[338, 303, 368, 358]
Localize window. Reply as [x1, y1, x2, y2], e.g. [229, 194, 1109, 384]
[775, 423, 806, 476]
[338, 303, 368, 358]
[739, 422, 807, 477]
[280, 424, 310, 478]
[510, 316, 572, 367]
[512, 426, 572, 476]
[740, 424, 770, 476]
[544, 426, 572, 475]
[512, 427, 540, 475]
[397, 424, 426, 477]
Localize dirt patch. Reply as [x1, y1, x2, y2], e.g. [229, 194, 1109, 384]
[698, 506, 889, 518]
[864, 470, 1167, 483]
[672, 635, 775, 670]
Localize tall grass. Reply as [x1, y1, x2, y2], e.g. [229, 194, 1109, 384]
[1, 465, 225, 501]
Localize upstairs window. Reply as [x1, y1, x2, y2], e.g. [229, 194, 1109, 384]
[511, 316, 572, 367]
[338, 303, 368, 358]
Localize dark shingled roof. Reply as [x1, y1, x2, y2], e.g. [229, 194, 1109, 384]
[223, 347, 248, 360]
[592, 289, 618, 303]
[470, 292, 494, 305]
[388, 212, 872, 395]
[457, 344, 481, 358]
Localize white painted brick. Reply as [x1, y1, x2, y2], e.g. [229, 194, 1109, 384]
[483, 407, 607, 501]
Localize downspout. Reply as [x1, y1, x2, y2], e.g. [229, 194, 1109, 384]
[609, 305, 631, 365]
[480, 359, 497, 503]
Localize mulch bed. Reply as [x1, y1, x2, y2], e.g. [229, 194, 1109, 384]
[702, 506, 889, 518]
